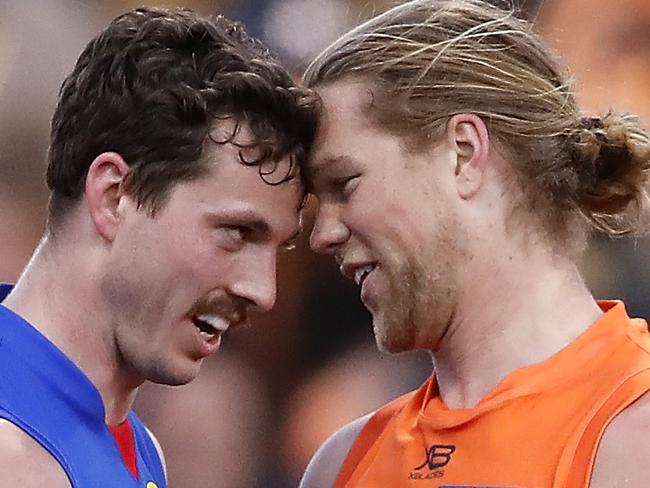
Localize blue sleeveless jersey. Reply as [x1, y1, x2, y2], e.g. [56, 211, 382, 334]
[0, 284, 167, 487]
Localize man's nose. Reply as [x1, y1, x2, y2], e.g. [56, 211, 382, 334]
[228, 250, 278, 312]
[309, 203, 350, 255]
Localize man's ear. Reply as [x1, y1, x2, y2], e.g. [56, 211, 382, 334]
[84, 152, 130, 242]
[446, 113, 490, 199]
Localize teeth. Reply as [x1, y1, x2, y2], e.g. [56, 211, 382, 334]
[196, 314, 230, 332]
[199, 330, 216, 340]
[354, 265, 375, 286]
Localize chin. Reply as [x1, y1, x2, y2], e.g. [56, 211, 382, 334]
[144, 359, 203, 386]
[373, 318, 414, 354]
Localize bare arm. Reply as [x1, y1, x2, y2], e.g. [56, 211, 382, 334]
[590, 391, 650, 487]
[299, 413, 372, 488]
[0, 419, 71, 488]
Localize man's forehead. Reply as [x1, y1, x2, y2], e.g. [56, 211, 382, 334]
[318, 81, 374, 114]
[307, 84, 373, 178]
[209, 116, 255, 146]
[204, 116, 303, 187]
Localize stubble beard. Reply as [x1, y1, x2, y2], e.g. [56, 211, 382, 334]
[373, 232, 460, 355]
[373, 256, 449, 354]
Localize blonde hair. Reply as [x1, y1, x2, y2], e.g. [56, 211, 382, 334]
[304, 0, 650, 245]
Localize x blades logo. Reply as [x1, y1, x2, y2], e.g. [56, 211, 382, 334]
[408, 444, 456, 481]
[415, 444, 456, 470]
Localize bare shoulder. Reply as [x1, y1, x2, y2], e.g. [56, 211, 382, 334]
[0, 419, 71, 487]
[590, 391, 650, 487]
[299, 413, 373, 488]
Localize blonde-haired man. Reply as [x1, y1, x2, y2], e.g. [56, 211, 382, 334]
[301, 1, 650, 487]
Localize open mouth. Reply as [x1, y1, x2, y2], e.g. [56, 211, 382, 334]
[354, 263, 377, 287]
[191, 314, 229, 342]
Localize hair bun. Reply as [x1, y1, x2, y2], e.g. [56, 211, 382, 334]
[572, 111, 650, 235]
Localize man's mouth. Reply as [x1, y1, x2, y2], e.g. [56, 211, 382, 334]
[340, 260, 378, 287]
[191, 314, 230, 342]
[354, 264, 377, 286]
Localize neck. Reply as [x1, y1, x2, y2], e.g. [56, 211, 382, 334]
[432, 243, 601, 410]
[3, 236, 140, 424]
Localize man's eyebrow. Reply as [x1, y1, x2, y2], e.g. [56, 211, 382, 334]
[309, 154, 356, 180]
[207, 211, 271, 235]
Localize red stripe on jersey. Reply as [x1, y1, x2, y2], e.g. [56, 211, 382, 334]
[108, 419, 139, 479]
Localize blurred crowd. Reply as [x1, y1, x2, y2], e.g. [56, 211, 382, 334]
[0, 0, 649, 486]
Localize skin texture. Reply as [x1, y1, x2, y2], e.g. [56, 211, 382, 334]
[1, 120, 303, 478]
[97, 134, 302, 389]
[589, 391, 650, 487]
[299, 414, 370, 488]
[301, 80, 649, 487]
[0, 420, 72, 488]
[309, 83, 465, 355]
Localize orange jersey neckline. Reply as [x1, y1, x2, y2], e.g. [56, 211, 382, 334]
[335, 300, 650, 488]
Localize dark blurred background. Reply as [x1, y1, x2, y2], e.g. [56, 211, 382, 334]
[1, 0, 649, 486]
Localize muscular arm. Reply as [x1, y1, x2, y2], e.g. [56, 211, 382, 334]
[299, 413, 372, 488]
[0, 419, 71, 488]
[590, 391, 650, 487]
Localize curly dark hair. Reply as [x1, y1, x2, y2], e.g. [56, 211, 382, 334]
[47, 7, 319, 227]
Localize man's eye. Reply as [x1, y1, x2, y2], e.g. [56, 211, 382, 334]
[223, 226, 247, 241]
[333, 175, 360, 193]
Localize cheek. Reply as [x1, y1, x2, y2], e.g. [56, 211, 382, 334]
[358, 181, 426, 230]
[361, 202, 429, 252]
[153, 220, 220, 279]
[105, 221, 219, 320]
[163, 244, 227, 292]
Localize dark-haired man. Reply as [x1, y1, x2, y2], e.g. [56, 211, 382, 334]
[0, 7, 317, 488]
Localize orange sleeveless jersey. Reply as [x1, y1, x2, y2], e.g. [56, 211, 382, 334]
[334, 301, 650, 488]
